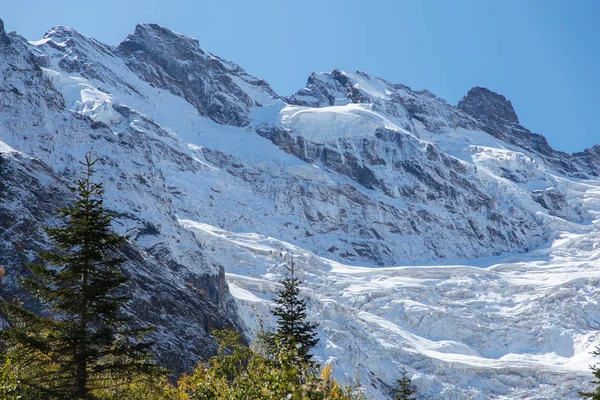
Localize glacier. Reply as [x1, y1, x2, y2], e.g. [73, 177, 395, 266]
[0, 18, 599, 398]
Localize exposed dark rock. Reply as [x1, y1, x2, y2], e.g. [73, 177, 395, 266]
[117, 23, 277, 127]
[458, 86, 519, 125]
[0, 18, 11, 46]
[458, 86, 599, 178]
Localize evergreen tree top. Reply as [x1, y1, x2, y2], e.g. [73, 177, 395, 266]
[270, 254, 319, 363]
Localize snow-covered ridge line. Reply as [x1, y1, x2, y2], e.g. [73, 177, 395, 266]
[22, 20, 562, 266]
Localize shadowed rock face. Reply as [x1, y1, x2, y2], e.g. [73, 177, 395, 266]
[117, 23, 277, 127]
[0, 151, 241, 373]
[459, 86, 600, 178]
[0, 19, 9, 45]
[458, 86, 519, 125]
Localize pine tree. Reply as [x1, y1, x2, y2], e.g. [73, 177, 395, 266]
[580, 347, 600, 399]
[269, 254, 319, 363]
[0, 150, 163, 399]
[392, 367, 417, 400]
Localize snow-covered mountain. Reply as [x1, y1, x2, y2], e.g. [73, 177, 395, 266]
[1, 18, 599, 398]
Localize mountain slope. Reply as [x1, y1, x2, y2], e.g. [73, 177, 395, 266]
[0, 21, 242, 373]
[1, 18, 599, 398]
[117, 23, 278, 126]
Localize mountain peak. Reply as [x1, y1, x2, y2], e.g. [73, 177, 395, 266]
[458, 86, 519, 124]
[135, 22, 191, 38]
[0, 18, 10, 46]
[119, 22, 203, 55]
[117, 22, 276, 127]
[43, 25, 82, 40]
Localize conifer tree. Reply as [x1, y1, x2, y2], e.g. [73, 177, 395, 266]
[580, 347, 600, 399]
[392, 367, 417, 400]
[269, 254, 319, 363]
[0, 150, 162, 399]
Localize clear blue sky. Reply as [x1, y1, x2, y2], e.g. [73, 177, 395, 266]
[3, 0, 599, 153]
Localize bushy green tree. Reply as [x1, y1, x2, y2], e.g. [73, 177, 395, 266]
[0, 151, 163, 399]
[270, 255, 319, 363]
[176, 329, 364, 400]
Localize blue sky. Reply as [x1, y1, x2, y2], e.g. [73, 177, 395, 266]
[3, 0, 599, 153]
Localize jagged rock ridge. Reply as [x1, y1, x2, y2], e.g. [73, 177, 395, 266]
[118, 23, 278, 126]
[458, 86, 600, 177]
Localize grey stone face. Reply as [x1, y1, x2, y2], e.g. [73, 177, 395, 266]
[0, 152, 241, 373]
[0, 18, 12, 47]
[117, 23, 277, 127]
[458, 86, 600, 178]
[458, 86, 519, 125]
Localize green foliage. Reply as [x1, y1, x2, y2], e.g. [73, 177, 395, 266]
[176, 329, 365, 400]
[392, 367, 417, 400]
[0, 358, 27, 400]
[269, 255, 319, 363]
[0, 150, 164, 399]
[0, 354, 173, 400]
[92, 372, 179, 400]
[580, 346, 600, 399]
